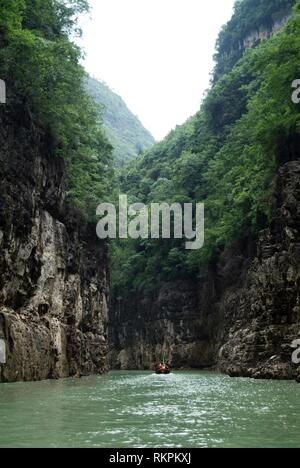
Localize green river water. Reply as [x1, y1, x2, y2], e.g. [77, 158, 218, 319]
[0, 371, 299, 448]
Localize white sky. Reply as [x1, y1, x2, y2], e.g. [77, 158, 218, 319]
[79, 0, 236, 141]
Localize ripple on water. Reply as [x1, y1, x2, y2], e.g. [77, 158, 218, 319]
[0, 371, 299, 448]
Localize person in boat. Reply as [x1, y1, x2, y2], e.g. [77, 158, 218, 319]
[156, 362, 171, 374]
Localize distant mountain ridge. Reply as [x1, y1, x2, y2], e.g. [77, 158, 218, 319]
[87, 77, 155, 166]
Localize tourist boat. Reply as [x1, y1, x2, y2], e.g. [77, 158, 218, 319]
[155, 363, 171, 375]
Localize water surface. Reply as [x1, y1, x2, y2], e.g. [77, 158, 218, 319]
[0, 371, 299, 448]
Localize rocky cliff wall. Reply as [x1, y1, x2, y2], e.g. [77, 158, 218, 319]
[217, 7, 294, 79]
[109, 160, 300, 380]
[109, 281, 216, 370]
[0, 106, 109, 382]
[218, 160, 300, 380]
[242, 9, 293, 49]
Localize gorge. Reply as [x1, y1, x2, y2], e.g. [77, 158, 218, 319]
[109, 0, 300, 381]
[110, 159, 300, 381]
[0, 0, 300, 386]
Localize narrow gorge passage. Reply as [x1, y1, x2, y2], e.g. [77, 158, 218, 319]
[1, 0, 300, 450]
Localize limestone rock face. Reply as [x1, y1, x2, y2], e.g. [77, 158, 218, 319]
[0, 108, 109, 382]
[218, 161, 300, 379]
[243, 10, 293, 50]
[109, 161, 300, 380]
[109, 281, 215, 370]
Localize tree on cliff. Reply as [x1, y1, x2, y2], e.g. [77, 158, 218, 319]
[0, 0, 114, 217]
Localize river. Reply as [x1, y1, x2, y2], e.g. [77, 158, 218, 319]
[0, 371, 299, 448]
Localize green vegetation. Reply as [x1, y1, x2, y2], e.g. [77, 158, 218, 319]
[111, 0, 300, 297]
[0, 0, 114, 218]
[87, 77, 155, 167]
[1, 0, 299, 302]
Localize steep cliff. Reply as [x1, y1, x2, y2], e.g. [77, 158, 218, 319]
[242, 9, 293, 49]
[109, 281, 209, 370]
[218, 159, 300, 380]
[214, 0, 295, 80]
[0, 106, 109, 383]
[109, 160, 300, 380]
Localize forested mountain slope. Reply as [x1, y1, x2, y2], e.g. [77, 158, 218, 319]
[113, 0, 299, 295]
[87, 77, 155, 166]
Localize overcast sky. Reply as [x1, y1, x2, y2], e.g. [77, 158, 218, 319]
[79, 0, 236, 141]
